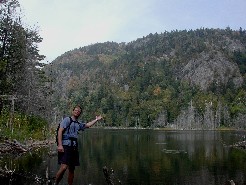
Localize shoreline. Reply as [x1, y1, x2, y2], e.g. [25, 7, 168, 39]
[1, 128, 245, 157]
[0, 137, 55, 157]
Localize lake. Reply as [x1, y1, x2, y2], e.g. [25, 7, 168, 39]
[1, 129, 246, 185]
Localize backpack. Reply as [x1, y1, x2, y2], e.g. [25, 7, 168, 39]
[55, 116, 79, 146]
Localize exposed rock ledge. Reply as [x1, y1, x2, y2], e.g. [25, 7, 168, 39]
[181, 51, 243, 90]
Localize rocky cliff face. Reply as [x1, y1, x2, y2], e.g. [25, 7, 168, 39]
[181, 51, 243, 90]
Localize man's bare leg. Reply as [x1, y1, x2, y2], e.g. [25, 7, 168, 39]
[68, 166, 75, 185]
[55, 164, 68, 184]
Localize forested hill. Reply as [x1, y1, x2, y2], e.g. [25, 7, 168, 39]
[46, 28, 246, 129]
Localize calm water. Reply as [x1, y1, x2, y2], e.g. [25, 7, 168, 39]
[1, 129, 246, 185]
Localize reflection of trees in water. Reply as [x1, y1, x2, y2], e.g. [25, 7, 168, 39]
[155, 131, 223, 158]
[154, 131, 245, 184]
[0, 167, 54, 185]
[0, 149, 55, 185]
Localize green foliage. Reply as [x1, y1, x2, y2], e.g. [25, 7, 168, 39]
[0, 110, 48, 141]
[229, 89, 246, 117]
[192, 92, 219, 114]
[232, 51, 246, 75]
[27, 115, 47, 132]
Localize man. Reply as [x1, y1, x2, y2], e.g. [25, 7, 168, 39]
[55, 105, 103, 185]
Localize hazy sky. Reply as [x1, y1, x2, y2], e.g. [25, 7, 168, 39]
[18, 0, 246, 63]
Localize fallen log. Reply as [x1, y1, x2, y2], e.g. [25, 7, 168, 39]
[4, 139, 27, 153]
[0, 138, 54, 156]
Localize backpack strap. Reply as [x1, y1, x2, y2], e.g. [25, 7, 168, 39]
[65, 116, 79, 135]
[66, 117, 73, 134]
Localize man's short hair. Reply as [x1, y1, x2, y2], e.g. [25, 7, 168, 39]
[73, 105, 82, 111]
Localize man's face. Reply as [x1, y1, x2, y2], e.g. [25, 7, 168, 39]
[73, 107, 81, 117]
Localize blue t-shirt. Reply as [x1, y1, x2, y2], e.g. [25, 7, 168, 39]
[60, 117, 86, 146]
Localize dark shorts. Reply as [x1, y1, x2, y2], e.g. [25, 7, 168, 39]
[58, 145, 80, 166]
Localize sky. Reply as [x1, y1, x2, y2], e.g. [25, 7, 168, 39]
[18, 0, 246, 63]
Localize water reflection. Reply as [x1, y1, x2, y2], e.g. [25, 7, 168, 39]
[0, 148, 52, 184]
[75, 129, 246, 185]
[1, 129, 245, 185]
